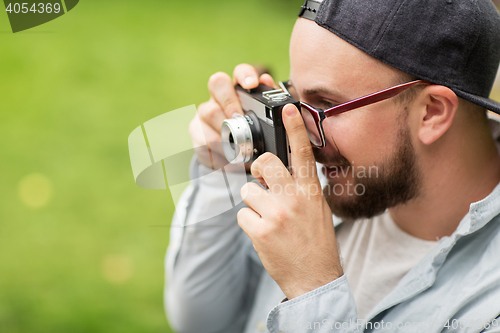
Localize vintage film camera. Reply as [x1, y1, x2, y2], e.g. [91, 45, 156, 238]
[221, 84, 300, 169]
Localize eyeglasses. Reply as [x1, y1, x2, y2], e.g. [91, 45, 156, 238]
[281, 80, 430, 149]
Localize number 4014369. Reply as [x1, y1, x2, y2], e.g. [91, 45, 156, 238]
[5, 3, 61, 14]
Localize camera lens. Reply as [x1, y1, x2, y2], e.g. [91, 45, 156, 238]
[221, 111, 264, 164]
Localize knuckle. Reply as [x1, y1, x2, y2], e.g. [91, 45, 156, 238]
[250, 158, 262, 174]
[251, 153, 273, 175]
[196, 102, 207, 117]
[196, 102, 208, 118]
[188, 118, 197, 136]
[296, 145, 314, 160]
[237, 208, 248, 225]
[198, 102, 219, 122]
[284, 191, 299, 205]
[196, 101, 207, 113]
[289, 117, 305, 133]
[273, 206, 288, 224]
[204, 104, 219, 120]
[258, 152, 276, 165]
[234, 64, 259, 88]
[206, 72, 241, 115]
[253, 227, 268, 241]
[240, 183, 250, 199]
[251, 181, 264, 192]
[260, 73, 273, 81]
[259, 73, 276, 86]
[233, 63, 246, 73]
[208, 72, 230, 89]
[233, 63, 252, 76]
[220, 98, 238, 114]
[219, 97, 240, 115]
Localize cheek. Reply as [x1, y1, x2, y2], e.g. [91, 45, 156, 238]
[321, 110, 399, 164]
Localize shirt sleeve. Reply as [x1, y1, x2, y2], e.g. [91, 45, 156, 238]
[165, 157, 264, 333]
[481, 316, 500, 333]
[266, 275, 362, 333]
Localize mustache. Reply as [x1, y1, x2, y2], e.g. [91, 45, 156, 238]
[312, 134, 351, 168]
[313, 149, 351, 168]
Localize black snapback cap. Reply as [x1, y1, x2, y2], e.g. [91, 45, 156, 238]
[299, 0, 500, 115]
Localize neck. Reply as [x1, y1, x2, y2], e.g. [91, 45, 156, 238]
[389, 121, 500, 241]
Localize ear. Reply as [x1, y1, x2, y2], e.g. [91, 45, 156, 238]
[416, 85, 459, 145]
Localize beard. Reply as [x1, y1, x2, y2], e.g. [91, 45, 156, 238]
[314, 123, 421, 221]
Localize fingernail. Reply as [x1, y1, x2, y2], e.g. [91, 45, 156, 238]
[285, 104, 297, 117]
[244, 77, 257, 87]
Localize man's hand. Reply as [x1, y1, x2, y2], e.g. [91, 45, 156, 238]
[189, 64, 277, 171]
[238, 104, 343, 300]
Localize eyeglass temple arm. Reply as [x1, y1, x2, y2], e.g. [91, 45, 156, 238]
[324, 80, 430, 117]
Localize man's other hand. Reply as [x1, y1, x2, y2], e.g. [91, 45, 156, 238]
[190, 64, 277, 171]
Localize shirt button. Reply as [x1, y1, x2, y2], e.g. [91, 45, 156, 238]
[256, 321, 265, 332]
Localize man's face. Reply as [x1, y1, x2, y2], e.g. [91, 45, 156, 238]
[289, 19, 421, 220]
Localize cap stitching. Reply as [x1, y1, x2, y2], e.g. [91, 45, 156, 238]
[312, 0, 500, 114]
[372, 0, 407, 54]
[460, 0, 482, 85]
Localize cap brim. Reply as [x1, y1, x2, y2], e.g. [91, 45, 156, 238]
[453, 89, 500, 115]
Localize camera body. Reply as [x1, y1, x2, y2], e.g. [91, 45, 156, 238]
[221, 84, 300, 169]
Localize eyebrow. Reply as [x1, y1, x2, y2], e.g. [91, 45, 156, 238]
[302, 87, 346, 104]
[289, 79, 345, 100]
[303, 87, 339, 96]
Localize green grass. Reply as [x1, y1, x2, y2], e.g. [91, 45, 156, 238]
[1, 1, 499, 332]
[0, 0, 302, 332]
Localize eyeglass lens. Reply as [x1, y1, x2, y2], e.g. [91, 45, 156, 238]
[282, 81, 323, 147]
[299, 106, 323, 147]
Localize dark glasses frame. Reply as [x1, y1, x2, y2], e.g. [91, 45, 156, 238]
[281, 80, 431, 148]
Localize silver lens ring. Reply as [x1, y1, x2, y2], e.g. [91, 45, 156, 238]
[221, 115, 254, 164]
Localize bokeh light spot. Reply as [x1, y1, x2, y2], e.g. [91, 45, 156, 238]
[18, 173, 53, 208]
[101, 254, 134, 284]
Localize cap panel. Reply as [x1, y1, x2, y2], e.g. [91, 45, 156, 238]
[373, 0, 480, 92]
[311, 0, 500, 113]
[464, 0, 500, 97]
[315, 0, 403, 51]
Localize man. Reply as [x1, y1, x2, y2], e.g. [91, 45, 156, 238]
[165, 0, 500, 332]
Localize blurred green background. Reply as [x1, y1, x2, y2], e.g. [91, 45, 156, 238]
[0, 0, 302, 332]
[0, 1, 499, 333]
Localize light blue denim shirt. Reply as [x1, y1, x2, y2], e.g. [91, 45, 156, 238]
[165, 120, 500, 333]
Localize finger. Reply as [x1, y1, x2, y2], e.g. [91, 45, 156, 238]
[282, 104, 318, 185]
[233, 64, 259, 89]
[197, 99, 227, 132]
[237, 207, 264, 238]
[251, 152, 293, 192]
[259, 74, 278, 89]
[208, 72, 243, 118]
[241, 182, 271, 215]
[253, 175, 269, 190]
[190, 115, 226, 170]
